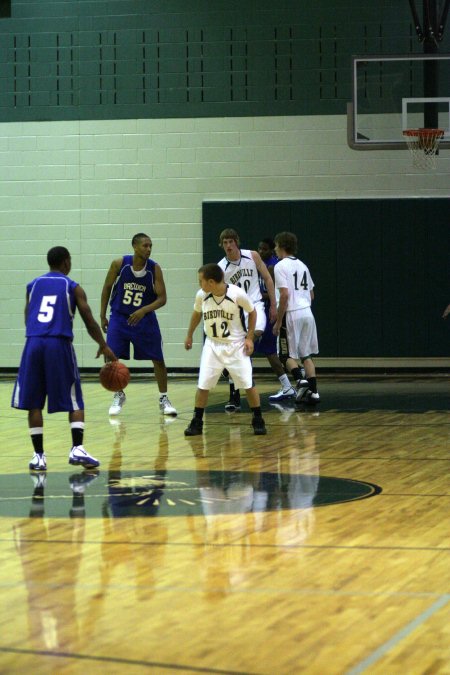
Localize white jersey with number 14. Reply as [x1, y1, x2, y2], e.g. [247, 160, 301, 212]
[274, 256, 314, 311]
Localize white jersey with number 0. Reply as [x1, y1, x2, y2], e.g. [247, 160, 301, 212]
[218, 249, 262, 304]
[274, 256, 314, 310]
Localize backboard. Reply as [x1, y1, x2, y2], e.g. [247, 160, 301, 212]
[348, 54, 450, 150]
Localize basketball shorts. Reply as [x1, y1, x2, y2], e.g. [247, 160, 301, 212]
[11, 337, 84, 413]
[254, 304, 277, 355]
[198, 337, 253, 390]
[253, 301, 267, 335]
[281, 307, 319, 361]
[107, 311, 164, 361]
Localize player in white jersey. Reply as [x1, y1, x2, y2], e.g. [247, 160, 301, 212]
[217, 228, 277, 412]
[272, 231, 320, 405]
[184, 263, 267, 436]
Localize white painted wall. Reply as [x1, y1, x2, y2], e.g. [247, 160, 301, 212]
[0, 115, 449, 369]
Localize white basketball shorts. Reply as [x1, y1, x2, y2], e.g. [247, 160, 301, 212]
[285, 307, 319, 360]
[198, 337, 254, 390]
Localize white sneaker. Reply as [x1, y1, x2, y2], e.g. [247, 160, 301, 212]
[109, 391, 126, 415]
[29, 453, 47, 472]
[268, 386, 296, 401]
[69, 445, 100, 469]
[159, 395, 177, 416]
[295, 380, 310, 403]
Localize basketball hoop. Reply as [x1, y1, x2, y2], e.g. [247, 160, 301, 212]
[402, 128, 444, 170]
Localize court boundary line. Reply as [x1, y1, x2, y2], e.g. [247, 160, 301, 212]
[345, 594, 450, 675]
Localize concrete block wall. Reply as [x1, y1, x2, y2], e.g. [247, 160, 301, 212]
[0, 114, 449, 369]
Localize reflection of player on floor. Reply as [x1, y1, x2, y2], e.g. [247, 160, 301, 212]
[100, 232, 177, 417]
[184, 263, 267, 436]
[218, 228, 277, 412]
[256, 238, 298, 401]
[11, 246, 116, 472]
[272, 232, 320, 405]
[443, 304, 450, 319]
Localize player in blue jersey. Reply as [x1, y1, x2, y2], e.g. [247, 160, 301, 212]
[256, 237, 298, 402]
[100, 233, 177, 417]
[11, 246, 117, 472]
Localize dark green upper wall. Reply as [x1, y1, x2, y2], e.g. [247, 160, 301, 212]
[1, 0, 448, 122]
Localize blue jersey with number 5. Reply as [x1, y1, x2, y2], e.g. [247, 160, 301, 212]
[25, 272, 78, 338]
[109, 255, 158, 317]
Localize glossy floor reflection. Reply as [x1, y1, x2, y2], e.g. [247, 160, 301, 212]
[0, 376, 449, 674]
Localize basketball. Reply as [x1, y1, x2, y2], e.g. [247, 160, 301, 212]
[99, 361, 130, 392]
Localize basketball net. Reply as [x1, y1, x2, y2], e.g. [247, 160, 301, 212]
[402, 128, 444, 170]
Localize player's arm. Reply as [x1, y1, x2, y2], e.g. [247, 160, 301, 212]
[273, 287, 288, 336]
[75, 285, 117, 360]
[184, 310, 202, 350]
[238, 291, 256, 354]
[24, 293, 29, 324]
[128, 263, 167, 326]
[100, 258, 122, 332]
[245, 308, 256, 355]
[252, 251, 277, 321]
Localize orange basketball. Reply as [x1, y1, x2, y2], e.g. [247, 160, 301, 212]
[99, 361, 130, 392]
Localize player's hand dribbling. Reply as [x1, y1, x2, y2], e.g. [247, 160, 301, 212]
[96, 345, 117, 361]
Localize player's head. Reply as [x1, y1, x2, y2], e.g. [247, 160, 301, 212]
[274, 231, 297, 255]
[198, 263, 224, 283]
[258, 237, 275, 261]
[47, 246, 71, 273]
[218, 228, 240, 247]
[132, 233, 152, 258]
[132, 232, 151, 246]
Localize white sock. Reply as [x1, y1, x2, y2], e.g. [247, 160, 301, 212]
[279, 374, 291, 389]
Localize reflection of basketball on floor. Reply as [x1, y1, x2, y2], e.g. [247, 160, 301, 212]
[99, 362, 130, 392]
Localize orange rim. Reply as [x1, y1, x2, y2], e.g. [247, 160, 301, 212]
[403, 128, 444, 138]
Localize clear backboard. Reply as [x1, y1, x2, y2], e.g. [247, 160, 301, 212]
[348, 54, 450, 150]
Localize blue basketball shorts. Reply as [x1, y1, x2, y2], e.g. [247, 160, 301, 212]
[11, 336, 84, 413]
[254, 306, 277, 356]
[107, 311, 164, 361]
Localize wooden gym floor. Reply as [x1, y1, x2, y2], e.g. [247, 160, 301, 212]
[0, 374, 449, 674]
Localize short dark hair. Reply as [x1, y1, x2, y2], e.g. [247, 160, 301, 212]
[132, 232, 151, 246]
[274, 231, 297, 255]
[260, 237, 275, 250]
[198, 263, 224, 283]
[47, 246, 70, 268]
[218, 228, 240, 246]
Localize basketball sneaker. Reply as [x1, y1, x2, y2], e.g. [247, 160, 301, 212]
[29, 453, 47, 472]
[295, 380, 310, 403]
[69, 445, 100, 469]
[268, 386, 296, 401]
[225, 390, 241, 412]
[69, 471, 100, 494]
[159, 395, 177, 416]
[184, 418, 203, 436]
[304, 391, 320, 405]
[30, 472, 47, 489]
[109, 391, 126, 416]
[252, 417, 267, 435]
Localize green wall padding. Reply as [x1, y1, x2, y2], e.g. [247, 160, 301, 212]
[202, 198, 450, 358]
